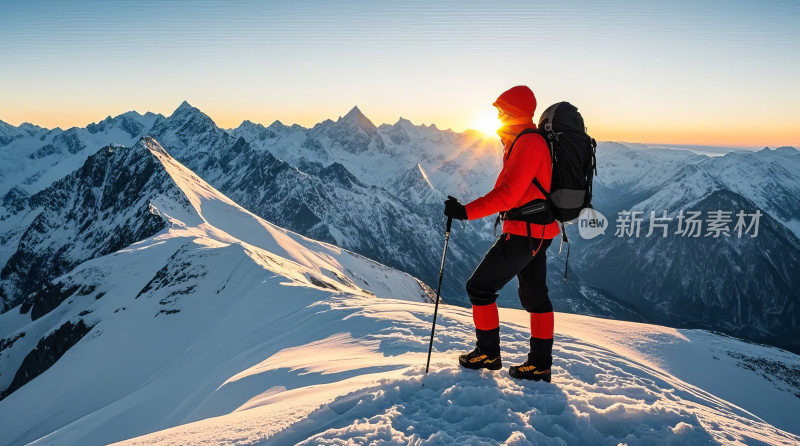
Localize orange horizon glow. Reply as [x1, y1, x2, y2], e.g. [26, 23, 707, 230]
[0, 105, 796, 149]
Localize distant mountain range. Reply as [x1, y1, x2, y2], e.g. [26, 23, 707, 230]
[576, 142, 800, 352]
[1, 103, 798, 354]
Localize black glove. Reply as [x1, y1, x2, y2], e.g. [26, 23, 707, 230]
[444, 195, 468, 220]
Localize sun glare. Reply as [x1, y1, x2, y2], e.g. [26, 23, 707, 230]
[470, 107, 501, 138]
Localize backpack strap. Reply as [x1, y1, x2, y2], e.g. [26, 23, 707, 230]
[532, 178, 552, 205]
[507, 128, 554, 216]
[504, 128, 543, 161]
[534, 177, 569, 247]
[506, 128, 569, 259]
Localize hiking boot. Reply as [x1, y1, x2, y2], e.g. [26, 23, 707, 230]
[458, 347, 502, 370]
[509, 359, 551, 382]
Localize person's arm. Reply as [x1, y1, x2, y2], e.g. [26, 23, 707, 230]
[464, 135, 547, 220]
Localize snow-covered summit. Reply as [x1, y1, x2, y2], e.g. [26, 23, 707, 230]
[337, 105, 378, 131]
[86, 110, 162, 138]
[17, 122, 46, 134]
[155, 101, 220, 137]
[0, 120, 47, 146]
[761, 146, 797, 154]
[147, 101, 231, 163]
[394, 116, 414, 127]
[233, 119, 278, 143]
[0, 137, 196, 308]
[307, 105, 386, 155]
[0, 120, 23, 146]
[171, 100, 204, 118]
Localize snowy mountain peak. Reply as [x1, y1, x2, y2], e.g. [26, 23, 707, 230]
[148, 101, 229, 160]
[390, 163, 443, 208]
[174, 100, 194, 113]
[167, 101, 216, 127]
[0, 137, 194, 308]
[17, 122, 43, 131]
[229, 120, 252, 135]
[86, 110, 157, 138]
[317, 162, 364, 189]
[0, 120, 45, 145]
[306, 106, 386, 155]
[754, 146, 797, 154]
[119, 110, 143, 119]
[338, 105, 377, 132]
[394, 117, 413, 127]
[343, 105, 362, 117]
[0, 120, 22, 146]
[231, 120, 280, 144]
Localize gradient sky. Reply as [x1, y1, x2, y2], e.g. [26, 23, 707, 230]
[1, 0, 798, 147]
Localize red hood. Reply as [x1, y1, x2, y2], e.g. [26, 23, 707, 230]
[493, 85, 536, 122]
[493, 86, 536, 143]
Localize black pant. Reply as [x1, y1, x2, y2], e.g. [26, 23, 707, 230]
[466, 233, 553, 360]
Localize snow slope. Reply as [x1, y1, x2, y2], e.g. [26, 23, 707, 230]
[108, 297, 800, 446]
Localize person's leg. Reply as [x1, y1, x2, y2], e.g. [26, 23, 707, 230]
[465, 234, 537, 356]
[517, 237, 554, 369]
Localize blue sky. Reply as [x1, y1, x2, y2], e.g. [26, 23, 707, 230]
[1, 0, 798, 146]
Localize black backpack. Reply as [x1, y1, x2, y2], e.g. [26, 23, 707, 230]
[502, 101, 597, 279]
[506, 101, 597, 223]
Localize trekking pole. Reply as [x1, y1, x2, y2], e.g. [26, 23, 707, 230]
[425, 216, 453, 374]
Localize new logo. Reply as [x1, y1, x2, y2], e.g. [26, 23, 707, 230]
[578, 208, 608, 239]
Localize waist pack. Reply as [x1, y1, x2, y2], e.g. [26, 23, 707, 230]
[502, 200, 554, 225]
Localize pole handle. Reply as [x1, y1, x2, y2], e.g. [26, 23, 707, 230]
[446, 216, 453, 233]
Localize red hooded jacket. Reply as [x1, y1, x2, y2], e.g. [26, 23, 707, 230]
[464, 86, 560, 240]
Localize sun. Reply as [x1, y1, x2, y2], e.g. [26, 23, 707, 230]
[470, 107, 501, 138]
